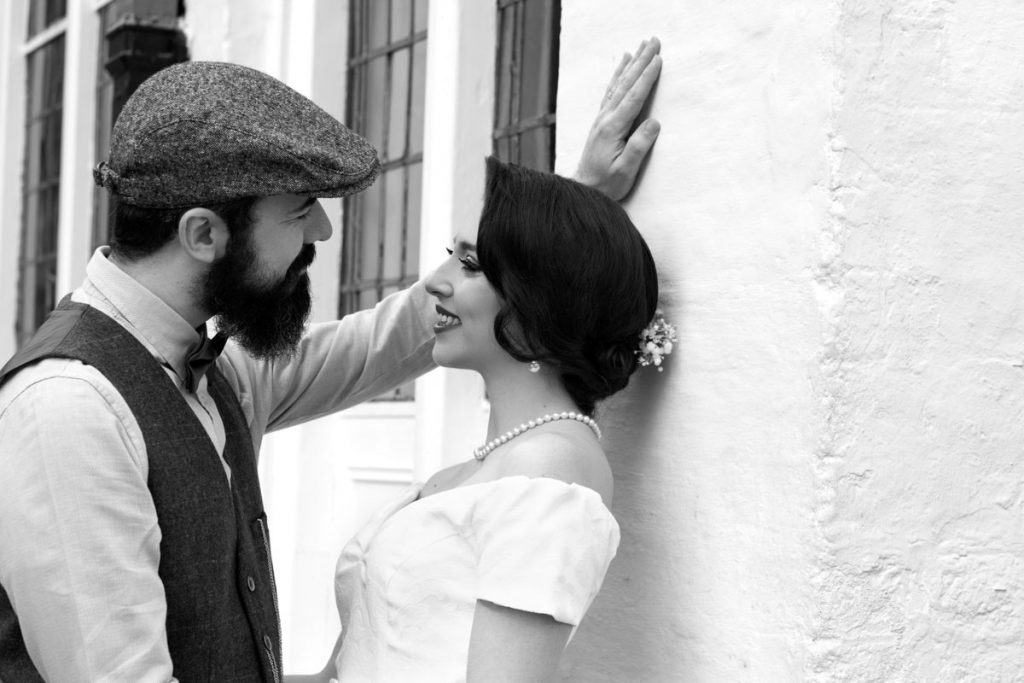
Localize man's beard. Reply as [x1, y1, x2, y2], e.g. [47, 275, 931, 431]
[201, 233, 316, 360]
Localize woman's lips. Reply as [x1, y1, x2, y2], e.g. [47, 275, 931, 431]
[434, 305, 461, 332]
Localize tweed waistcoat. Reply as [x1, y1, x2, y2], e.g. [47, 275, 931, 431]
[0, 301, 282, 682]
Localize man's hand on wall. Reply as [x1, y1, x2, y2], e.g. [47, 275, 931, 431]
[575, 36, 663, 201]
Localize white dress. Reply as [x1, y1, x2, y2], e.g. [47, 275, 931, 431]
[332, 475, 620, 682]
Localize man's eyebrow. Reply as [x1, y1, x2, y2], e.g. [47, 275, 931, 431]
[289, 197, 317, 214]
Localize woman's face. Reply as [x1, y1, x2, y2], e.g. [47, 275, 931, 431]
[424, 232, 510, 372]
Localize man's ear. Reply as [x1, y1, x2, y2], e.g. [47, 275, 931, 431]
[178, 208, 229, 264]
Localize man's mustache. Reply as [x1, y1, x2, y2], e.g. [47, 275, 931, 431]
[290, 244, 316, 274]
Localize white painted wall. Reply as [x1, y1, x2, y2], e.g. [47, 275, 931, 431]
[558, 1, 1024, 680]
[811, 3, 1024, 679]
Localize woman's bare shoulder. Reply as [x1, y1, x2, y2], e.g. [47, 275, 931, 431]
[494, 431, 614, 506]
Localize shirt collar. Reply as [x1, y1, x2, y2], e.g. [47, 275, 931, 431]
[80, 247, 207, 382]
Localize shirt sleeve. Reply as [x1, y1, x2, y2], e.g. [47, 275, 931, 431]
[0, 361, 175, 683]
[469, 477, 620, 626]
[218, 280, 437, 440]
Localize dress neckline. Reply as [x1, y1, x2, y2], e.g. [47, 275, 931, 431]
[411, 474, 612, 515]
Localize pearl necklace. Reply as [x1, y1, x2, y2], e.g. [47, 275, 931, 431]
[473, 411, 602, 461]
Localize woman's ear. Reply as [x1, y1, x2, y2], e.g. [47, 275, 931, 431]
[178, 208, 229, 264]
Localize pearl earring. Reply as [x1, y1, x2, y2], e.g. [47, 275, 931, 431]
[528, 361, 541, 373]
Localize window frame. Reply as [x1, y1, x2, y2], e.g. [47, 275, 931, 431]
[492, 0, 560, 172]
[340, 0, 429, 318]
[17, 3, 68, 346]
[341, 0, 430, 401]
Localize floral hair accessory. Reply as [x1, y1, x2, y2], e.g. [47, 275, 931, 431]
[636, 309, 677, 371]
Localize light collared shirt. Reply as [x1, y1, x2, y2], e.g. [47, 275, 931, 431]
[0, 248, 436, 682]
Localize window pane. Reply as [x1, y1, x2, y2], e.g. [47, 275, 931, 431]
[358, 180, 383, 283]
[363, 56, 386, 150]
[520, 0, 557, 120]
[368, 0, 389, 50]
[19, 34, 65, 345]
[387, 48, 410, 159]
[499, 136, 511, 161]
[358, 287, 379, 311]
[343, 0, 428, 399]
[409, 40, 427, 155]
[391, 0, 412, 40]
[494, 5, 517, 130]
[27, 0, 67, 38]
[492, 0, 560, 172]
[517, 126, 552, 172]
[382, 169, 405, 280]
[405, 162, 422, 270]
[413, 0, 429, 32]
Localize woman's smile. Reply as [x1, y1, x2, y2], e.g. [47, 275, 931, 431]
[434, 304, 462, 333]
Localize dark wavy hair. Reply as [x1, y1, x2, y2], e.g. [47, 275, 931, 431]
[109, 196, 259, 260]
[477, 156, 659, 415]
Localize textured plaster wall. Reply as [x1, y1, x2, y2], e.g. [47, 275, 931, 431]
[557, 1, 1024, 681]
[812, 2, 1024, 679]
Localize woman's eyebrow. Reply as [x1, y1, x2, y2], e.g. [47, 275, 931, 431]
[452, 238, 477, 252]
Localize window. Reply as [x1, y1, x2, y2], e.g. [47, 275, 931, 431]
[341, 0, 428, 400]
[91, 1, 187, 252]
[18, 0, 67, 346]
[91, 2, 116, 252]
[341, 0, 428, 316]
[27, 0, 66, 36]
[493, 0, 560, 172]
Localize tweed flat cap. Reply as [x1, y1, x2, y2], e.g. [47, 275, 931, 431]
[94, 61, 380, 208]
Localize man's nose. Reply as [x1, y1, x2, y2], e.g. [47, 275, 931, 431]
[306, 201, 332, 242]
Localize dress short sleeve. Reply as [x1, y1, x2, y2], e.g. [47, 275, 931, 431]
[469, 476, 620, 626]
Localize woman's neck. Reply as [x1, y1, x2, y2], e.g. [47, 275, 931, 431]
[480, 365, 579, 441]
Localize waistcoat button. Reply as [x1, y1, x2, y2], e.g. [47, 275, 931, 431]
[247, 576, 256, 592]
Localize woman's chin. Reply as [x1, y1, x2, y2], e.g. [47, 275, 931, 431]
[431, 346, 461, 369]
[431, 347, 481, 373]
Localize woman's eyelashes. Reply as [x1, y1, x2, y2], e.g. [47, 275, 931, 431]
[445, 247, 481, 273]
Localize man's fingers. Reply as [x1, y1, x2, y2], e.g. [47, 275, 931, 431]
[614, 119, 661, 178]
[605, 37, 661, 110]
[621, 38, 660, 90]
[578, 38, 662, 199]
[606, 54, 663, 129]
[609, 52, 631, 88]
[602, 53, 631, 108]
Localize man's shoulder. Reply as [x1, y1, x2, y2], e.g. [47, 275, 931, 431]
[0, 357, 143, 458]
[0, 358, 118, 412]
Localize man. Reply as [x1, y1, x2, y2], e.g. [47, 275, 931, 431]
[0, 39, 661, 682]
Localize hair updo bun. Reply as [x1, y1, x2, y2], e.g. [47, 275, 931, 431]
[477, 157, 660, 415]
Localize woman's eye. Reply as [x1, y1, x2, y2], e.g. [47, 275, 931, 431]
[459, 257, 481, 272]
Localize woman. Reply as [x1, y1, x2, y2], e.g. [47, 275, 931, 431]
[315, 155, 667, 682]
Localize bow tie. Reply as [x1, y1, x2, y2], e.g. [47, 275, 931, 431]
[184, 327, 227, 393]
